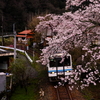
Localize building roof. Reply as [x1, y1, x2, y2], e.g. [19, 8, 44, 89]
[16, 35, 33, 38]
[18, 30, 34, 35]
[16, 30, 34, 38]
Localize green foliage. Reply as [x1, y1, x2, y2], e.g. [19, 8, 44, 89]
[82, 88, 93, 100]
[0, 38, 2, 45]
[0, 37, 14, 46]
[0, 91, 6, 100]
[9, 59, 27, 84]
[82, 83, 100, 100]
[32, 55, 42, 72]
[4, 37, 14, 45]
[10, 54, 46, 100]
[69, 47, 85, 66]
[28, 16, 40, 30]
[10, 79, 39, 100]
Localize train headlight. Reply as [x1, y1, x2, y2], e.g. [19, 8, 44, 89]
[66, 71, 69, 72]
[50, 72, 55, 74]
[52, 72, 55, 74]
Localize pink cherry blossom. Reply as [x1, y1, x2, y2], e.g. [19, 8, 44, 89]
[35, 0, 100, 89]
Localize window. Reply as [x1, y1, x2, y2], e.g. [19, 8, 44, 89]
[49, 56, 71, 67]
[50, 58, 56, 67]
[64, 56, 70, 66]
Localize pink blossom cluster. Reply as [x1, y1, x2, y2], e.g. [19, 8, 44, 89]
[35, 0, 100, 89]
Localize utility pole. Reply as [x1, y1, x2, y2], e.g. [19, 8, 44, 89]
[1, 15, 4, 45]
[13, 23, 16, 61]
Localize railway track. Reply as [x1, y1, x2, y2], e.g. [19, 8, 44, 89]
[56, 85, 73, 100]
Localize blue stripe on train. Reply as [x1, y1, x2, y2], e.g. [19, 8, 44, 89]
[48, 69, 72, 73]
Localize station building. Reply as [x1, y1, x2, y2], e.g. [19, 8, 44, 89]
[16, 30, 34, 50]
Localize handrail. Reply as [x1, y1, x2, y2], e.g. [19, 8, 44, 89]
[0, 46, 33, 63]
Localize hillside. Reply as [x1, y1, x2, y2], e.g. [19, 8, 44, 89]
[0, 0, 66, 32]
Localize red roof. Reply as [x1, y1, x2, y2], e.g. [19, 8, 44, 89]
[16, 30, 34, 38]
[16, 35, 33, 38]
[18, 30, 34, 35]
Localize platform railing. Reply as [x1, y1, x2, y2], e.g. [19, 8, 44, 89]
[0, 46, 33, 63]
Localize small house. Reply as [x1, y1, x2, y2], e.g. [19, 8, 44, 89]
[16, 30, 34, 50]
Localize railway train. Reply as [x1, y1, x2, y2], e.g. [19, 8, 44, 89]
[47, 52, 73, 82]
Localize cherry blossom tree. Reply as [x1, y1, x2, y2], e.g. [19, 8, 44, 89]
[35, 0, 100, 89]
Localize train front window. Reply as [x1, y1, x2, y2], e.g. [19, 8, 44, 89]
[56, 58, 63, 66]
[49, 56, 71, 67]
[64, 56, 70, 66]
[49, 59, 56, 67]
[56, 56, 70, 66]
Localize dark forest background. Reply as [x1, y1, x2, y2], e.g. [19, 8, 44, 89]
[0, 0, 66, 32]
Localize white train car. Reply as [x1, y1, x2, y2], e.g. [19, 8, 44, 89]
[47, 53, 72, 82]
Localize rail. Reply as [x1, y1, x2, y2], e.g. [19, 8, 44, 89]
[56, 85, 73, 100]
[0, 32, 14, 37]
[0, 34, 14, 38]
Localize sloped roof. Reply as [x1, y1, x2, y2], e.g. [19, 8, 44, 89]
[18, 30, 34, 35]
[16, 30, 34, 38]
[16, 35, 33, 38]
